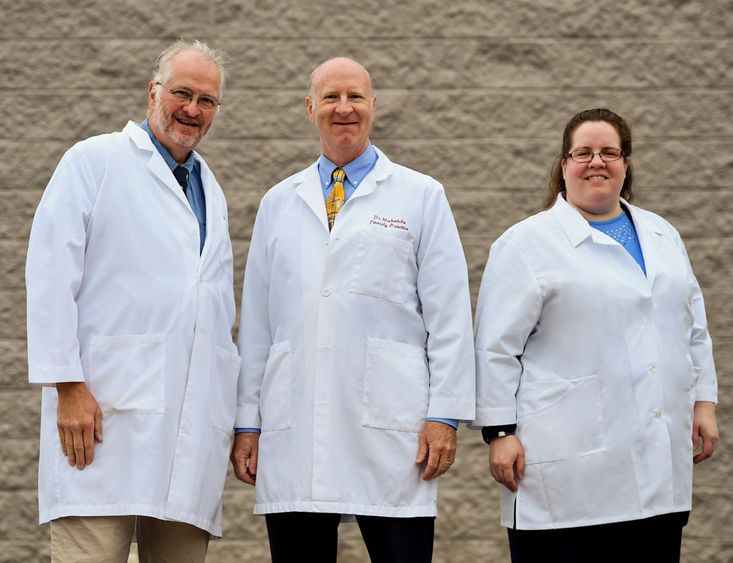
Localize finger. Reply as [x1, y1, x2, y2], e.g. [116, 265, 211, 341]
[422, 451, 440, 480]
[415, 439, 428, 464]
[516, 453, 525, 481]
[83, 425, 95, 466]
[73, 431, 87, 469]
[94, 409, 103, 442]
[692, 429, 700, 452]
[248, 445, 258, 476]
[64, 429, 77, 466]
[58, 425, 68, 458]
[502, 467, 517, 492]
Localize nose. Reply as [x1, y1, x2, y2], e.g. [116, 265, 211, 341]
[588, 152, 606, 167]
[335, 95, 352, 114]
[182, 98, 202, 116]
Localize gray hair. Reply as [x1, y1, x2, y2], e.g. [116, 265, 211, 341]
[152, 39, 226, 97]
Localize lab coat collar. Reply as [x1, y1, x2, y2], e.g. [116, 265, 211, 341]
[123, 121, 196, 203]
[551, 194, 662, 246]
[293, 145, 395, 231]
[552, 194, 663, 283]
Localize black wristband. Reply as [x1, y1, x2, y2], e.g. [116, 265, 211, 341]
[481, 424, 517, 445]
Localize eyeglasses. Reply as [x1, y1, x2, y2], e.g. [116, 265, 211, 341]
[566, 148, 624, 163]
[156, 82, 221, 111]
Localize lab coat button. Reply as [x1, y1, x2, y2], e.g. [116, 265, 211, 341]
[649, 365, 657, 373]
[322, 288, 331, 297]
[654, 411, 662, 419]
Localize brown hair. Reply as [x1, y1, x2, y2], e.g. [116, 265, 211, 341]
[544, 108, 633, 209]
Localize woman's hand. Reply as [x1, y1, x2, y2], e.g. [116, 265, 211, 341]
[693, 401, 718, 464]
[489, 435, 525, 492]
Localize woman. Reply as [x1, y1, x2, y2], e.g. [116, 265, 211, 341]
[473, 108, 718, 562]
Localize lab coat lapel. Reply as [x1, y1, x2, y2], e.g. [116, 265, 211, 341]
[294, 161, 329, 231]
[626, 202, 662, 286]
[124, 121, 190, 203]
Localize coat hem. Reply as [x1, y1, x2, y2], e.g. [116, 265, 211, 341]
[254, 501, 437, 518]
[39, 503, 222, 538]
[504, 503, 693, 531]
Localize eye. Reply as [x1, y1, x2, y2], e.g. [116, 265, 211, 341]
[171, 89, 192, 102]
[198, 96, 218, 110]
[601, 148, 622, 159]
[573, 149, 592, 158]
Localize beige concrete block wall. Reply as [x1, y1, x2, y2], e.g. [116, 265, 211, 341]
[2, 1, 730, 561]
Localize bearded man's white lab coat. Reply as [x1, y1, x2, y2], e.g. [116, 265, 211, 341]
[26, 121, 240, 536]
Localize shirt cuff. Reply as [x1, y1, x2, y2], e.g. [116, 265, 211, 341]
[235, 428, 261, 434]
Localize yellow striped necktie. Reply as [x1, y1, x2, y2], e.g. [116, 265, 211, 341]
[325, 168, 346, 230]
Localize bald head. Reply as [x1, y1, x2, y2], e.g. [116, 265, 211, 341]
[308, 57, 373, 99]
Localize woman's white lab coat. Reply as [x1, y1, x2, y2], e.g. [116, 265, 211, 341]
[236, 148, 475, 517]
[473, 195, 717, 530]
[26, 122, 240, 536]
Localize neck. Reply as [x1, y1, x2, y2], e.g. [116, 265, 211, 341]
[322, 142, 368, 168]
[568, 198, 623, 222]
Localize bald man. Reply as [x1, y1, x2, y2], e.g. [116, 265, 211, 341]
[231, 58, 475, 562]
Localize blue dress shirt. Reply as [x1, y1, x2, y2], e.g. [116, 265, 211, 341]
[140, 119, 206, 253]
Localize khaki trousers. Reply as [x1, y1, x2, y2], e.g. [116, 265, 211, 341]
[50, 515, 210, 563]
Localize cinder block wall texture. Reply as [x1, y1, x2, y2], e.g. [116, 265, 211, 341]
[2, 1, 731, 561]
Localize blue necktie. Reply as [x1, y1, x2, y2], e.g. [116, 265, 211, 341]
[173, 166, 189, 195]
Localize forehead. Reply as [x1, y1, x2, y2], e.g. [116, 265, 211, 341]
[166, 50, 221, 92]
[571, 121, 620, 146]
[313, 61, 371, 95]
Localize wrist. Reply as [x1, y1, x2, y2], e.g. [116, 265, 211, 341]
[481, 424, 517, 445]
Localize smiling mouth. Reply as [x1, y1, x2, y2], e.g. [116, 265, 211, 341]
[585, 175, 608, 180]
[176, 117, 200, 128]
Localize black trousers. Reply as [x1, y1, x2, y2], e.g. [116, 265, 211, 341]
[265, 512, 435, 563]
[507, 511, 689, 563]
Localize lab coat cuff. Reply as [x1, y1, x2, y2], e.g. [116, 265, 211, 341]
[694, 385, 718, 404]
[425, 398, 475, 421]
[28, 364, 85, 386]
[234, 407, 261, 429]
[468, 406, 517, 430]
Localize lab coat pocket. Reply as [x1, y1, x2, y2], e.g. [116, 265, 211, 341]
[362, 338, 429, 432]
[517, 375, 605, 465]
[350, 232, 412, 303]
[260, 341, 292, 432]
[211, 346, 242, 433]
[88, 334, 165, 414]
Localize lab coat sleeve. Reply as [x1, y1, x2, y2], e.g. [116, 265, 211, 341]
[26, 146, 99, 385]
[472, 235, 543, 427]
[675, 235, 717, 403]
[235, 195, 273, 428]
[416, 183, 476, 421]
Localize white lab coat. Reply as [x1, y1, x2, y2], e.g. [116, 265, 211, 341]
[473, 195, 717, 530]
[236, 148, 475, 517]
[26, 121, 240, 537]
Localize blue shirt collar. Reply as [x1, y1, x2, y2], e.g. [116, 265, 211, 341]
[317, 143, 378, 189]
[140, 118, 195, 174]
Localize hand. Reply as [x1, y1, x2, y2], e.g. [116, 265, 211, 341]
[56, 382, 103, 470]
[231, 432, 260, 485]
[692, 401, 718, 464]
[415, 420, 457, 480]
[489, 435, 525, 492]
